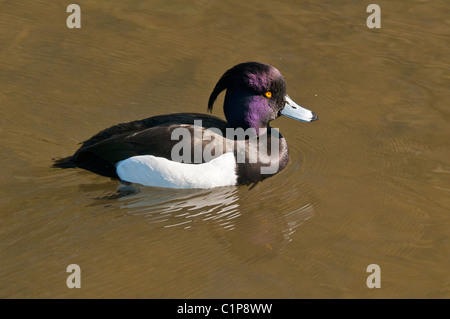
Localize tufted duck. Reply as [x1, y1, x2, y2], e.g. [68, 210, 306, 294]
[53, 62, 318, 188]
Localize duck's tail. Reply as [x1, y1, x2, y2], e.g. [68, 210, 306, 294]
[52, 156, 77, 169]
[52, 153, 118, 178]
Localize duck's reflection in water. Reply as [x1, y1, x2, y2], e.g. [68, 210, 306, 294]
[120, 185, 240, 228]
[118, 184, 315, 262]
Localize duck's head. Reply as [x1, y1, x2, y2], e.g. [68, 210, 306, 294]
[208, 62, 318, 134]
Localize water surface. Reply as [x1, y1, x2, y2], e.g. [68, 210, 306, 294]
[1, 0, 449, 298]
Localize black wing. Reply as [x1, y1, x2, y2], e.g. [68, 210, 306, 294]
[53, 113, 228, 178]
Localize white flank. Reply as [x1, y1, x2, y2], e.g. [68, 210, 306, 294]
[116, 152, 237, 189]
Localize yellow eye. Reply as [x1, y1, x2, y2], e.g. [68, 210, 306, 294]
[265, 91, 272, 98]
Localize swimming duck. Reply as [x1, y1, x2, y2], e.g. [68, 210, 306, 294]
[53, 62, 318, 188]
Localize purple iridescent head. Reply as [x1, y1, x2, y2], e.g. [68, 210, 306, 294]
[208, 62, 317, 135]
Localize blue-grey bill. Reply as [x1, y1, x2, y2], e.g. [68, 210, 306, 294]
[281, 95, 318, 122]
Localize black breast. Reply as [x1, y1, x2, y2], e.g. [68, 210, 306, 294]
[235, 129, 289, 185]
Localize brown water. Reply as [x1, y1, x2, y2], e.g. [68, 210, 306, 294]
[1, 0, 449, 298]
